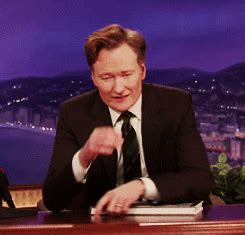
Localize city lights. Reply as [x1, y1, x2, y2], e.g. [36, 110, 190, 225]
[0, 67, 244, 165]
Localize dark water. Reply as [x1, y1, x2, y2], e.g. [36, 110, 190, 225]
[0, 127, 54, 185]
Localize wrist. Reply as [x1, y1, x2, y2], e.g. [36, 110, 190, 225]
[79, 147, 91, 168]
[138, 177, 160, 202]
[136, 179, 145, 197]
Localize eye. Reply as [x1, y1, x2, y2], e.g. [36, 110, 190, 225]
[122, 72, 133, 78]
[101, 76, 114, 81]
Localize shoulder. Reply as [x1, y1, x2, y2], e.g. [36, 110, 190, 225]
[60, 89, 99, 112]
[142, 83, 195, 126]
[143, 83, 191, 103]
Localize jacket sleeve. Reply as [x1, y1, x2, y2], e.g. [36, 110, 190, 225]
[151, 93, 213, 204]
[42, 103, 84, 212]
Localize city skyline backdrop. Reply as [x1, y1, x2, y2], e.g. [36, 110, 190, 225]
[1, 0, 245, 81]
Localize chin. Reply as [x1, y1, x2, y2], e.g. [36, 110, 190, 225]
[111, 104, 131, 112]
[113, 107, 128, 112]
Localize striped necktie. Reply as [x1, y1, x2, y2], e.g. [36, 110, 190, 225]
[117, 111, 142, 182]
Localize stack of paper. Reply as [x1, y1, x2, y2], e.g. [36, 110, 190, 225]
[90, 200, 203, 216]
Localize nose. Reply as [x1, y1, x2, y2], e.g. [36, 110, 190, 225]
[113, 77, 125, 94]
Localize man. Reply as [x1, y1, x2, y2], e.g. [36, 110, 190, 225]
[43, 24, 213, 216]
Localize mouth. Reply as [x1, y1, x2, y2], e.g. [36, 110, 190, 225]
[113, 94, 129, 101]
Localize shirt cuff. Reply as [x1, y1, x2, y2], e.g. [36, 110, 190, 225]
[72, 150, 90, 184]
[139, 177, 160, 203]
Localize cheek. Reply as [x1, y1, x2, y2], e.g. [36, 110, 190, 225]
[99, 85, 113, 96]
[132, 78, 143, 90]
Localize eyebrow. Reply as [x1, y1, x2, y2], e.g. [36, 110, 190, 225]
[121, 70, 134, 73]
[98, 72, 114, 77]
[98, 69, 134, 77]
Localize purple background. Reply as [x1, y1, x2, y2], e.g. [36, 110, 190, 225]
[1, 0, 245, 81]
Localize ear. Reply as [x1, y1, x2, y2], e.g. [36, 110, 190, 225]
[140, 62, 146, 81]
[91, 71, 98, 87]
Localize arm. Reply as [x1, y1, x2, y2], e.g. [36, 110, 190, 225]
[152, 93, 213, 204]
[42, 103, 84, 212]
[42, 102, 123, 212]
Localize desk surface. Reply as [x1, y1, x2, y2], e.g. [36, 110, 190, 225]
[1, 204, 245, 234]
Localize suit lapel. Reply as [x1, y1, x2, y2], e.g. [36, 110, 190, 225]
[90, 93, 117, 188]
[142, 84, 162, 176]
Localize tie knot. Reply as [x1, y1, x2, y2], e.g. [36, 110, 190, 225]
[117, 111, 135, 123]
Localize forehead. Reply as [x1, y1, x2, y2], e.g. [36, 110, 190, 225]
[93, 44, 138, 73]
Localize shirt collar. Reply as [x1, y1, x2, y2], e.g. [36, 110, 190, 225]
[109, 94, 142, 126]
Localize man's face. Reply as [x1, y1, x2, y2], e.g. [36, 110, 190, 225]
[92, 43, 146, 112]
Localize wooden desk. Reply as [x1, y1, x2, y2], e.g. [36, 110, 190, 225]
[0, 204, 245, 234]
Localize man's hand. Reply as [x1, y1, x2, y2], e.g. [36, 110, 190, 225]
[79, 127, 123, 168]
[95, 179, 145, 217]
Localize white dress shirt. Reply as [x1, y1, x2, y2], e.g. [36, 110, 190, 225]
[72, 95, 160, 201]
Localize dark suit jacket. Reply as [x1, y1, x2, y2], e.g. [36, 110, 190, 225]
[43, 83, 213, 212]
